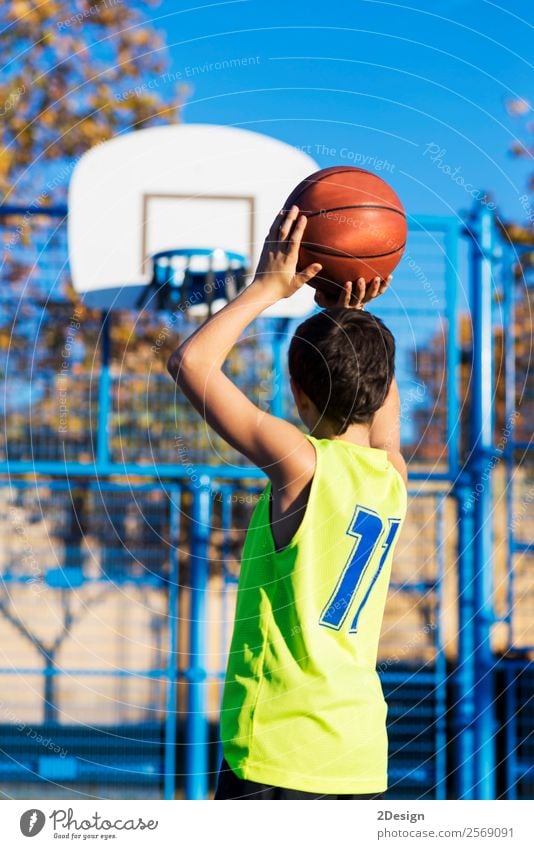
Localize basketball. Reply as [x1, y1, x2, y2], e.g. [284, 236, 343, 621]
[283, 166, 407, 295]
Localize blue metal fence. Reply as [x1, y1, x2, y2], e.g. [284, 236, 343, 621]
[0, 477, 448, 799]
[0, 201, 532, 800]
[0, 479, 180, 799]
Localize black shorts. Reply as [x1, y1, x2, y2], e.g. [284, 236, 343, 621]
[214, 758, 385, 800]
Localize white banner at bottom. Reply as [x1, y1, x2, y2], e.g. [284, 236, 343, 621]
[3, 800, 531, 848]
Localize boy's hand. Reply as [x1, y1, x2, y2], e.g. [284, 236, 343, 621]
[252, 205, 323, 299]
[314, 275, 393, 310]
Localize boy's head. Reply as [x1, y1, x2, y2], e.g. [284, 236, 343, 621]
[288, 308, 395, 435]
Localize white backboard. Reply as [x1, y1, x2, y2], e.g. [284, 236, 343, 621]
[68, 124, 319, 317]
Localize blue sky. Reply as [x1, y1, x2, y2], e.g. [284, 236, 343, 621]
[154, 0, 533, 223]
[145, 0, 532, 449]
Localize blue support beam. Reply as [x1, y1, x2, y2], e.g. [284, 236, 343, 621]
[185, 477, 212, 799]
[453, 475, 477, 799]
[270, 318, 291, 419]
[434, 495, 447, 800]
[97, 310, 112, 466]
[467, 203, 498, 799]
[0, 204, 67, 217]
[0, 461, 453, 482]
[164, 486, 181, 800]
[444, 221, 461, 478]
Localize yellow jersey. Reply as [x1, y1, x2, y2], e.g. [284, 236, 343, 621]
[220, 433, 407, 794]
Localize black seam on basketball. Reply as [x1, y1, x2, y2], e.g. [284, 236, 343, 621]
[285, 168, 378, 206]
[306, 205, 406, 219]
[302, 240, 407, 260]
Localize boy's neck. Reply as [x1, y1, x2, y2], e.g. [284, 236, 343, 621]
[310, 421, 372, 447]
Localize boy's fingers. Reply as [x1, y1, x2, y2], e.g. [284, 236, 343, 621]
[379, 274, 393, 294]
[267, 209, 285, 241]
[279, 205, 301, 241]
[296, 262, 322, 286]
[343, 281, 353, 308]
[355, 277, 366, 305]
[287, 213, 308, 250]
[365, 276, 381, 300]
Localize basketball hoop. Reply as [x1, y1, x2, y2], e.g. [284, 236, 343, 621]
[135, 247, 249, 314]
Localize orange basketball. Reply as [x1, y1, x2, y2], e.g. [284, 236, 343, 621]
[283, 166, 407, 295]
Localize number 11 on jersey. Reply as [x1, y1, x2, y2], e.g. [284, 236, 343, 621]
[319, 505, 402, 634]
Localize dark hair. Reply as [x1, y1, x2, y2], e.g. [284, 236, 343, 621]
[288, 308, 395, 434]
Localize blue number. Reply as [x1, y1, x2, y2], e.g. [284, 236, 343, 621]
[348, 517, 402, 633]
[319, 505, 402, 634]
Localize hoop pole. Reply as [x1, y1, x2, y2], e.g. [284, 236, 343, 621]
[185, 477, 212, 799]
[164, 487, 180, 800]
[97, 310, 111, 466]
[271, 318, 291, 418]
[445, 221, 461, 477]
[453, 475, 477, 799]
[468, 202, 497, 799]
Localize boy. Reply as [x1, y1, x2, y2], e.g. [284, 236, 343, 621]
[167, 205, 407, 800]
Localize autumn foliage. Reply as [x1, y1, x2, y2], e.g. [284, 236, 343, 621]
[0, 0, 186, 203]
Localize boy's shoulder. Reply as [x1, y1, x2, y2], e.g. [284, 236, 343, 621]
[385, 450, 408, 489]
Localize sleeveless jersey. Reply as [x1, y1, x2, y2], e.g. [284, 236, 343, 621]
[220, 434, 407, 794]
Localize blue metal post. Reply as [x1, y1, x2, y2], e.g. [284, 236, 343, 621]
[185, 476, 212, 799]
[271, 318, 291, 418]
[445, 221, 461, 478]
[453, 475, 477, 799]
[216, 486, 233, 773]
[164, 486, 180, 800]
[502, 244, 517, 644]
[434, 495, 447, 800]
[97, 310, 111, 467]
[468, 203, 497, 799]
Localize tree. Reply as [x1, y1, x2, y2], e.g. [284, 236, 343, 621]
[500, 97, 534, 259]
[0, 0, 188, 396]
[0, 0, 187, 203]
[0, 3, 190, 716]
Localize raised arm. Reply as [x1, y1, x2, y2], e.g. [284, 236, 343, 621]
[166, 207, 320, 490]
